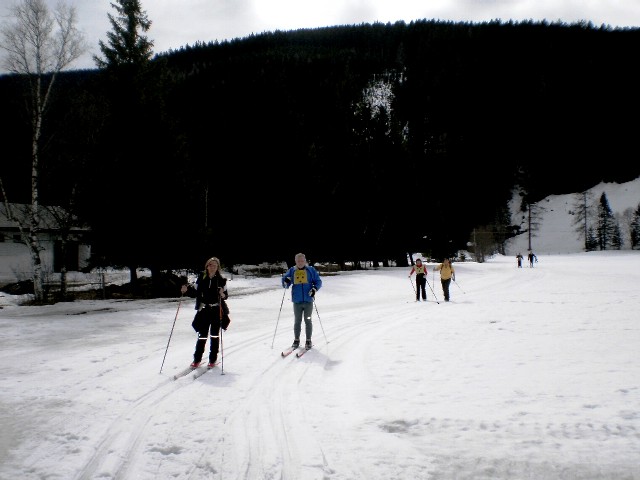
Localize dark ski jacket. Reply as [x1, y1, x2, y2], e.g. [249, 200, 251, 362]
[194, 272, 228, 311]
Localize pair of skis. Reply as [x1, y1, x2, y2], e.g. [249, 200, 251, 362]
[173, 344, 310, 380]
[172, 361, 220, 380]
[281, 345, 312, 358]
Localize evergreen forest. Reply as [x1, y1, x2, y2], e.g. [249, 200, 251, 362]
[1, 18, 639, 273]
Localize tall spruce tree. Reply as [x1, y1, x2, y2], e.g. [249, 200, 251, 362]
[91, 0, 157, 288]
[93, 0, 153, 68]
[596, 192, 619, 251]
[89, 0, 187, 293]
[611, 223, 623, 249]
[630, 203, 640, 250]
[586, 226, 598, 251]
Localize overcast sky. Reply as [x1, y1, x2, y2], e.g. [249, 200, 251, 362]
[16, 0, 639, 71]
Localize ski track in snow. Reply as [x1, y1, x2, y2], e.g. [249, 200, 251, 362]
[1, 255, 639, 479]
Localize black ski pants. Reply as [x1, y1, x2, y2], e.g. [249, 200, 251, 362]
[441, 278, 451, 301]
[194, 306, 221, 363]
[416, 274, 427, 300]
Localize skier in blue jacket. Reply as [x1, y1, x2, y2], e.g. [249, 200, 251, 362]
[281, 253, 322, 350]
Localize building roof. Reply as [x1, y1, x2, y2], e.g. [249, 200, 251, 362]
[0, 203, 89, 233]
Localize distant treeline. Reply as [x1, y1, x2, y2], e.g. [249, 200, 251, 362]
[1, 19, 639, 270]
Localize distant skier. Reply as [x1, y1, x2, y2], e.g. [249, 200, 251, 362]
[528, 251, 537, 268]
[516, 253, 524, 268]
[282, 253, 322, 351]
[434, 258, 456, 302]
[408, 258, 428, 301]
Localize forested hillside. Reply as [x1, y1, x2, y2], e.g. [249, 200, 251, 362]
[1, 19, 639, 271]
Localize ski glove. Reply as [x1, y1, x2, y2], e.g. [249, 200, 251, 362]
[309, 287, 317, 297]
[283, 277, 292, 288]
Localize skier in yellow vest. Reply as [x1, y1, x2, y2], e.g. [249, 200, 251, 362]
[434, 258, 456, 302]
[408, 258, 428, 301]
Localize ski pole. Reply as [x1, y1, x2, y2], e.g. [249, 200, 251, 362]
[219, 302, 225, 375]
[453, 278, 465, 294]
[219, 326, 225, 375]
[313, 298, 328, 344]
[160, 294, 183, 373]
[425, 278, 440, 304]
[409, 276, 416, 296]
[271, 287, 287, 348]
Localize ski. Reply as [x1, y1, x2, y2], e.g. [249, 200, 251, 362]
[281, 346, 298, 357]
[193, 362, 220, 380]
[173, 365, 198, 380]
[296, 347, 312, 358]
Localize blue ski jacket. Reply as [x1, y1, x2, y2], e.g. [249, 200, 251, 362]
[281, 265, 322, 303]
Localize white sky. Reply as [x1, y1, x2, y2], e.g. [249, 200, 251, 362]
[1, 178, 639, 479]
[19, 0, 640, 71]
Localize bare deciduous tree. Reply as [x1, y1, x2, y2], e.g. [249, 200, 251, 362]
[0, 0, 85, 302]
[570, 190, 596, 251]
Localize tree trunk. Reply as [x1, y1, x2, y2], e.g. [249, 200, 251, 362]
[59, 239, 68, 299]
[129, 265, 138, 285]
[28, 232, 45, 302]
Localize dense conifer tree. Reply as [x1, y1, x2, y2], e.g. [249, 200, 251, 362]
[630, 204, 640, 250]
[93, 0, 153, 68]
[596, 192, 620, 251]
[89, 0, 188, 291]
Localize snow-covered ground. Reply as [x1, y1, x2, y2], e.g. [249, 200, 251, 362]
[1, 251, 639, 480]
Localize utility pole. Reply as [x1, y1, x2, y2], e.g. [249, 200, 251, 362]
[583, 191, 588, 250]
[528, 205, 532, 251]
[204, 184, 209, 228]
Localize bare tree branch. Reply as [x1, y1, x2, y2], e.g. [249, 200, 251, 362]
[0, 0, 86, 302]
